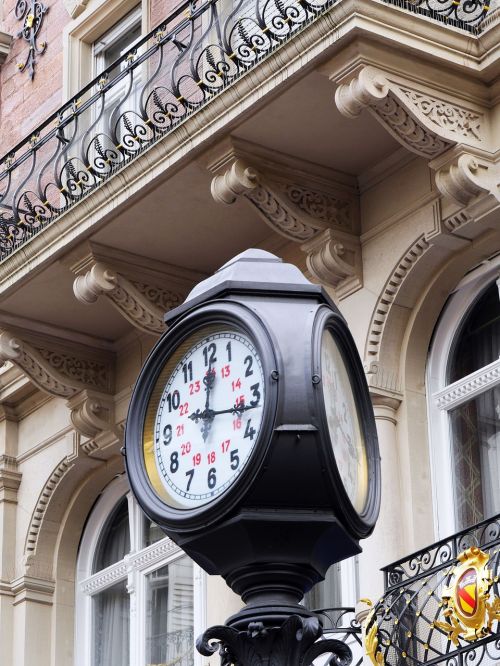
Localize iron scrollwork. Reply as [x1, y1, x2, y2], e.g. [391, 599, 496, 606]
[15, 0, 48, 80]
[196, 615, 353, 666]
[0, 0, 491, 261]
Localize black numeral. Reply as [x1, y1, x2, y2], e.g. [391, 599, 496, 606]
[207, 467, 216, 489]
[170, 451, 179, 473]
[185, 469, 194, 491]
[244, 355, 253, 377]
[163, 424, 172, 445]
[166, 390, 180, 412]
[226, 341, 232, 362]
[203, 343, 217, 367]
[250, 383, 260, 407]
[230, 449, 240, 470]
[244, 419, 256, 441]
[182, 361, 193, 383]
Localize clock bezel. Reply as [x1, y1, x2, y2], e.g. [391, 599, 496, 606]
[125, 300, 280, 532]
[311, 307, 380, 538]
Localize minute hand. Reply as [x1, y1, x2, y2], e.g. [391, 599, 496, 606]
[211, 403, 260, 417]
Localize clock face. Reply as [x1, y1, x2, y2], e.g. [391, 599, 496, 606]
[143, 328, 265, 509]
[321, 329, 368, 513]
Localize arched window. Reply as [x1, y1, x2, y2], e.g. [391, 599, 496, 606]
[427, 266, 500, 537]
[76, 476, 203, 666]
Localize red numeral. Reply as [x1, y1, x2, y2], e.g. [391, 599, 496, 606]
[221, 365, 231, 378]
[189, 381, 201, 395]
[193, 453, 201, 466]
[232, 378, 242, 391]
[181, 442, 192, 455]
[176, 424, 184, 437]
[207, 451, 216, 464]
[221, 439, 230, 453]
[179, 402, 189, 416]
[233, 418, 242, 430]
[235, 394, 245, 407]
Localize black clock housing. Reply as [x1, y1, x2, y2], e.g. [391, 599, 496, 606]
[125, 249, 380, 629]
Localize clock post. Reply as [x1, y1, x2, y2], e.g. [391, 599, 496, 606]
[125, 249, 381, 666]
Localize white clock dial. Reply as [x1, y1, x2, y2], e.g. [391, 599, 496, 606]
[152, 329, 265, 509]
[321, 329, 368, 513]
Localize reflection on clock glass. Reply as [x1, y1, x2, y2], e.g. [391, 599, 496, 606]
[321, 330, 368, 513]
[143, 328, 265, 509]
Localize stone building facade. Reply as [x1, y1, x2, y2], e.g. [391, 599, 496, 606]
[0, 0, 499, 662]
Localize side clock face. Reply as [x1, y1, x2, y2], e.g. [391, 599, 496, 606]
[143, 327, 265, 509]
[321, 329, 368, 514]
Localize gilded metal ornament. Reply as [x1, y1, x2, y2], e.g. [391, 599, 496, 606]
[435, 546, 500, 645]
[15, 0, 48, 80]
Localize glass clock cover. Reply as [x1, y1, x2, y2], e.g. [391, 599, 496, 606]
[321, 329, 369, 513]
[143, 327, 265, 509]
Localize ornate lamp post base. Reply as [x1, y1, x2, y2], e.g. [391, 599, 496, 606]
[197, 615, 352, 666]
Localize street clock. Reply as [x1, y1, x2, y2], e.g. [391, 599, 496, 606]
[125, 249, 380, 629]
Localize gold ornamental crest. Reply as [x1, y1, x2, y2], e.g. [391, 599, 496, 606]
[435, 546, 500, 645]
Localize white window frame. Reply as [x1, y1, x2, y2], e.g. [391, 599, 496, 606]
[426, 255, 500, 539]
[75, 475, 206, 666]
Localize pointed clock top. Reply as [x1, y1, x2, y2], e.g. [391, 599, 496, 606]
[164, 248, 323, 325]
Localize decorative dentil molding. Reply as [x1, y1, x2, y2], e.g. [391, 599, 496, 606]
[434, 357, 500, 411]
[73, 261, 183, 335]
[334, 66, 485, 159]
[208, 151, 362, 295]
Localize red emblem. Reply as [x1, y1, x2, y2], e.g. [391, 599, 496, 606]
[456, 568, 478, 617]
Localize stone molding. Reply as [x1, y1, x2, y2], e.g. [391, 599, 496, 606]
[11, 575, 55, 606]
[334, 66, 486, 159]
[0, 329, 113, 398]
[431, 149, 500, 208]
[0, 30, 12, 64]
[70, 246, 194, 335]
[207, 145, 362, 296]
[434, 357, 500, 411]
[67, 389, 120, 441]
[0, 455, 22, 503]
[62, 0, 89, 18]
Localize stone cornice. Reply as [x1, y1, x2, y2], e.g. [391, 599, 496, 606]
[11, 575, 55, 606]
[0, 455, 22, 503]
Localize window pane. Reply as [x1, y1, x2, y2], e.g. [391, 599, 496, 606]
[450, 386, 500, 529]
[304, 564, 341, 610]
[143, 515, 165, 547]
[449, 283, 500, 382]
[93, 497, 130, 572]
[146, 556, 194, 666]
[93, 580, 130, 666]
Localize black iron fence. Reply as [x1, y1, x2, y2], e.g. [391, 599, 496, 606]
[315, 607, 364, 666]
[365, 514, 500, 665]
[0, 0, 491, 261]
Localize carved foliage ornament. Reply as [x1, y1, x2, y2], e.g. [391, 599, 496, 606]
[15, 0, 48, 79]
[434, 547, 500, 645]
[334, 67, 485, 158]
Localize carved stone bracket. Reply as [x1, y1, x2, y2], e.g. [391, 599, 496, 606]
[334, 66, 485, 159]
[73, 261, 183, 335]
[0, 327, 116, 441]
[431, 149, 500, 208]
[301, 228, 362, 298]
[206, 142, 362, 296]
[0, 454, 22, 504]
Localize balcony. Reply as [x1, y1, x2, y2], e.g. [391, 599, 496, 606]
[363, 514, 500, 665]
[0, 0, 491, 264]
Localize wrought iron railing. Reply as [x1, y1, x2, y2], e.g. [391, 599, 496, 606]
[0, 0, 491, 262]
[365, 514, 500, 665]
[315, 607, 364, 666]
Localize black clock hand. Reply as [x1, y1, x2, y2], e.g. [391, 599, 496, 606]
[189, 402, 259, 423]
[199, 367, 216, 442]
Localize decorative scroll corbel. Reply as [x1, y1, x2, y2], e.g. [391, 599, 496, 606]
[301, 228, 362, 297]
[208, 151, 362, 294]
[73, 261, 183, 335]
[432, 152, 497, 207]
[334, 66, 485, 159]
